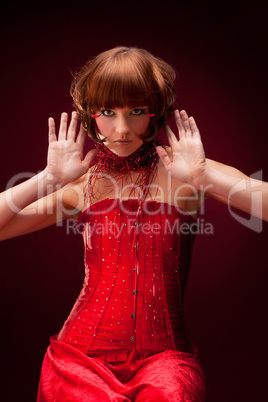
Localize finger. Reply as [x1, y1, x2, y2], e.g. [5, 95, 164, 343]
[180, 110, 191, 135]
[48, 117, 57, 143]
[189, 116, 201, 139]
[164, 123, 178, 146]
[156, 146, 172, 171]
[67, 111, 80, 141]
[174, 109, 186, 139]
[58, 112, 68, 141]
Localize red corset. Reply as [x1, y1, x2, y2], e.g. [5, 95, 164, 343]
[57, 199, 196, 357]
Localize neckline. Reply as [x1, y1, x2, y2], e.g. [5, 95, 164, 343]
[77, 198, 197, 223]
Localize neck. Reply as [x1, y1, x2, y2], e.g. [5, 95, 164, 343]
[91, 138, 161, 173]
[87, 137, 163, 203]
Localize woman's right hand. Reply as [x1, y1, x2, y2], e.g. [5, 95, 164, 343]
[45, 111, 98, 186]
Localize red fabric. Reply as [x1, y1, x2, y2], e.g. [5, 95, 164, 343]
[87, 140, 160, 203]
[90, 138, 160, 172]
[38, 337, 205, 401]
[57, 199, 196, 354]
[38, 199, 206, 400]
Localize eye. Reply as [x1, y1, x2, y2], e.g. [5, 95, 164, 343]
[100, 109, 115, 117]
[130, 108, 146, 116]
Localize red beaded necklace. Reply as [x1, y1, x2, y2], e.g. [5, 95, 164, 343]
[87, 137, 162, 203]
[91, 138, 160, 172]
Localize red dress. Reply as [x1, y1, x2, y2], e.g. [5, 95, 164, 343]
[38, 199, 205, 401]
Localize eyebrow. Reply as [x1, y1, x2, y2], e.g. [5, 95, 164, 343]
[96, 106, 149, 111]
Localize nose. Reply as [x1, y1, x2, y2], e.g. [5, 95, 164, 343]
[115, 115, 130, 138]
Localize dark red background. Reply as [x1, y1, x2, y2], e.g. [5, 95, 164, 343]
[0, 2, 267, 401]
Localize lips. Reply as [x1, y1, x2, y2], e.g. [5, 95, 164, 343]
[114, 140, 132, 145]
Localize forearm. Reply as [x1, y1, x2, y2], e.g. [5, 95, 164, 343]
[0, 169, 61, 229]
[201, 166, 268, 221]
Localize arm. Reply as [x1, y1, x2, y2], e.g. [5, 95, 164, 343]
[0, 112, 97, 241]
[157, 109, 268, 221]
[204, 159, 267, 220]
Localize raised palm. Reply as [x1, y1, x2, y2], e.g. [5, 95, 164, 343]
[46, 112, 97, 185]
[157, 110, 207, 189]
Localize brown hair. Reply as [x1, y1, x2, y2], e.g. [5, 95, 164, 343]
[70, 46, 177, 142]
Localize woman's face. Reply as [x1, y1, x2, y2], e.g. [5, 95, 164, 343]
[93, 106, 152, 156]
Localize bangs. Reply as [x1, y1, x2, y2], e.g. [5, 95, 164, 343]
[87, 53, 157, 111]
[71, 46, 176, 142]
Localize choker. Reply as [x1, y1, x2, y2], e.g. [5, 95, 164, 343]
[90, 138, 161, 173]
[87, 137, 163, 203]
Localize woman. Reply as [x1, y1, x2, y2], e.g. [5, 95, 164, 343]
[0, 47, 267, 401]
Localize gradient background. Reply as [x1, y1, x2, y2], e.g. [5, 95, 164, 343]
[0, 1, 267, 401]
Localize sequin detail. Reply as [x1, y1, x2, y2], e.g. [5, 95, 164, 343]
[57, 199, 196, 356]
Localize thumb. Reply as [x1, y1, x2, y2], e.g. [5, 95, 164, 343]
[82, 149, 98, 169]
[156, 146, 171, 171]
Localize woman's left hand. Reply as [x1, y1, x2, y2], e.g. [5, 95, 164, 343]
[156, 110, 207, 189]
